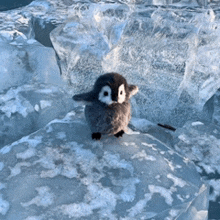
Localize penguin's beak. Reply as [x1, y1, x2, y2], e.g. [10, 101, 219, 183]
[112, 95, 118, 103]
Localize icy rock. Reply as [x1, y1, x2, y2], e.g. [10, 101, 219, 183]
[171, 0, 207, 7]
[174, 120, 220, 219]
[103, 6, 220, 126]
[211, 89, 220, 125]
[174, 120, 220, 175]
[50, 3, 131, 90]
[0, 111, 209, 219]
[50, 3, 131, 91]
[0, 10, 34, 43]
[0, 0, 33, 12]
[0, 40, 63, 92]
[0, 83, 75, 148]
[130, 117, 175, 147]
[51, 4, 220, 126]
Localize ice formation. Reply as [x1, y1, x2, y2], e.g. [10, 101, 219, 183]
[0, 41, 63, 92]
[0, 0, 219, 126]
[0, 84, 75, 148]
[48, 1, 220, 126]
[0, 111, 209, 219]
[1, 0, 220, 219]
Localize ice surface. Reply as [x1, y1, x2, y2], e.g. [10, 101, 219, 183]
[0, 195, 10, 215]
[174, 120, 220, 217]
[174, 121, 220, 175]
[0, 41, 63, 92]
[0, 5, 65, 92]
[0, 111, 209, 219]
[0, 83, 75, 148]
[211, 89, 220, 125]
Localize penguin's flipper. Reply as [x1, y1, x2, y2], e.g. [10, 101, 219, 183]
[128, 85, 139, 98]
[72, 91, 96, 104]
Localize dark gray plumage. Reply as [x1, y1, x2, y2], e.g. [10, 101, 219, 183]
[72, 73, 138, 140]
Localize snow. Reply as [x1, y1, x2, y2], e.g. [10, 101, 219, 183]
[167, 173, 187, 187]
[56, 131, 66, 139]
[40, 100, 52, 109]
[0, 83, 74, 148]
[192, 121, 204, 126]
[21, 186, 54, 209]
[9, 162, 32, 178]
[24, 216, 43, 220]
[165, 209, 180, 220]
[127, 193, 153, 217]
[0, 195, 9, 216]
[16, 148, 36, 160]
[34, 104, 40, 112]
[131, 150, 157, 161]
[148, 185, 174, 206]
[59, 202, 93, 218]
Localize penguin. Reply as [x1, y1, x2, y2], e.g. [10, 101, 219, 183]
[72, 73, 138, 140]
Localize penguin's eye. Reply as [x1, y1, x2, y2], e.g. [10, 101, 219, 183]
[118, 84, 126, 104]
[98, 85, 112, 105]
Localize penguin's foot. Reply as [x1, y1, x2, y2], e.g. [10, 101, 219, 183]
[92, 132, 102, 140]
[114, 130, 124, 138]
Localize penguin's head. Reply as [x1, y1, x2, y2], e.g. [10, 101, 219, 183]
[94, 73, 138, 106]
[72, 73, 138, 106]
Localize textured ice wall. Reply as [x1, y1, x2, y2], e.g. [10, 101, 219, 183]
[50, 4, 220, 126]
[0, 3, 66, 92]
[0, 0, 218, 126]
[0, 40, 63, 92]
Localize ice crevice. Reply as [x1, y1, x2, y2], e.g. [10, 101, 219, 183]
[32, 17, 57, 48]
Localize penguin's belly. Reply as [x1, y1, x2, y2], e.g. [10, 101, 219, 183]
[85, 102, 131, 135]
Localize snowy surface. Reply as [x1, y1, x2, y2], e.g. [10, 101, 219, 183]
[0, 111, 209, 219]
[173, 120, 220, 219]
[0, 83, 75, 148]
[174, 121, 220, 199]
[1, 0, 220, 219]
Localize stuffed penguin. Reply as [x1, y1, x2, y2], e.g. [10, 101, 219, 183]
[72, 73, 138, 140]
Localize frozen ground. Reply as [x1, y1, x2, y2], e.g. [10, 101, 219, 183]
[0, 0, 220, 219]
[0, 110, 209, 219]
[0, 83, 75, 147]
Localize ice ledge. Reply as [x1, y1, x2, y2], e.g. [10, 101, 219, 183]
[0, 111, 209, 219]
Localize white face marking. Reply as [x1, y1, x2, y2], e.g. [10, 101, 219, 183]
[98, 85, 113, 105]
[118, 84, 126, 104]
